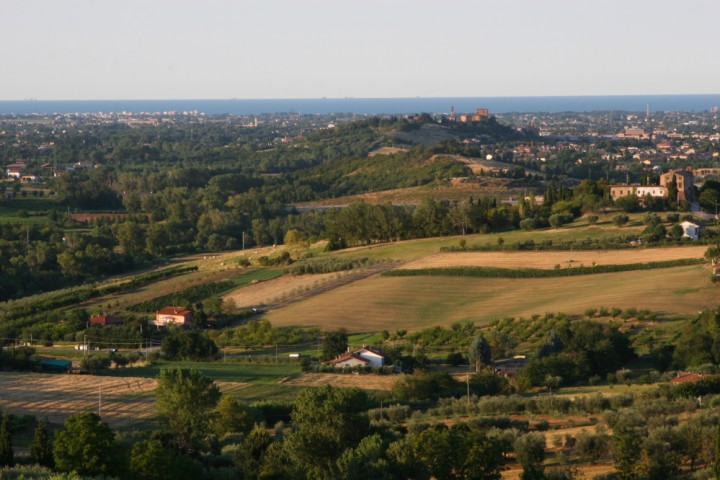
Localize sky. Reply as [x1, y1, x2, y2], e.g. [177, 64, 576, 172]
[2, 0, 719, 100]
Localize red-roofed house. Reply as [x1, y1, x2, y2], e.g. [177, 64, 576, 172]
[152, 306, 193, 327]
[329, 345, 385, 368]
[89, 313, 123, 326]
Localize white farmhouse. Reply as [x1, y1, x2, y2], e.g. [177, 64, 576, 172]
[329, 345, 385, 368]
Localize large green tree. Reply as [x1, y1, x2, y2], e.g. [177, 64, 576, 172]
[613, 426, 642, 480]
[322, 329, 348, 361]
[53, 412, 115, 475]
[468, 334, 492, 372]
[155, 368, 221, 453]
[283, 385, 369, 479]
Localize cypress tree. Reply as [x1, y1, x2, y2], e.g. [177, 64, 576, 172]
[0, 412, 14, 467]
[30, 418, 53, 467]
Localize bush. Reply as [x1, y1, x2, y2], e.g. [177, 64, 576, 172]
[162, 330, 219, 361]
[80, 356, 111, 373]
[587, 214, 599, 224]
[613, 214, 629, 226]
[519, 218, 538, 231]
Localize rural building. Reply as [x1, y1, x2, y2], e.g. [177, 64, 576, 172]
[20, 175, 38, 183]
[5, 162, 25, 179]
[329, 345, 385, 368]
[89, 313, 123, 326]
[40, 358, 72, 373]
[694, 168, 720, 179]
[609, 185, 667, 201]
[151, 306, 193, 327]
[680, 221, 701, 240]
[452, 107, 490, 123]
[494, 356, 527, 378]
[617, 127, 650, 140]
[660, 169, 696, 202]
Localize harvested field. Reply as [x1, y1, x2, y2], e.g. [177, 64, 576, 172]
[224, 263, 395, 309]
[265, 264, 717, 331]
[282, 373, 400, 391]
[224, 272, 340, 308]
[0, 372, 157, 429]
[368, 146, 408, 157]
[399, 246, 709, 270]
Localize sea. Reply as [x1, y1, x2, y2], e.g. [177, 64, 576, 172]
[0, 94, 719, 116]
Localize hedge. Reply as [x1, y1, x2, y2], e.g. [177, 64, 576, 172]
[383, 258, 705, 279]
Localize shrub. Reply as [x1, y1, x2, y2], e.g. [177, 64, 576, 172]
[80, 356, 111, 373]
[519, 218, 537, 231]
[613, 214, 629, 226]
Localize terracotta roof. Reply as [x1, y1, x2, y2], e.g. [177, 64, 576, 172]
[671, 373, 706, 384]
[89, 313, 123, 325]
[157, 306, 192, 316]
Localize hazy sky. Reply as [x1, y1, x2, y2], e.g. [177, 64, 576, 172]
[2, 0, 719, 100]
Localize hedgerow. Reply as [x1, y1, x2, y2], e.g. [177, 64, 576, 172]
[382, 258, 704, 279]
[285, 256, 376, 275]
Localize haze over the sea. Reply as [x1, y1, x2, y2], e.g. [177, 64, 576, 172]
[1, 95, 719, 116]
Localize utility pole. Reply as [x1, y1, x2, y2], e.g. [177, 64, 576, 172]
[98, 385, 102, 416]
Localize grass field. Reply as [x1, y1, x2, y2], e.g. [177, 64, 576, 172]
[325, 215, 646, 263]
[265, 264, 717, 332]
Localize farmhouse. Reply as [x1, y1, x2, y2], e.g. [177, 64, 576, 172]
[329, 345, 385, 368]
[494, 356, 527, 378]
[679, 221, 701, 241]
[89, 313, 123, 326]
[151, 306, 193, 327]
[609, 185, 668, 201]
[5, 162, 25, 179]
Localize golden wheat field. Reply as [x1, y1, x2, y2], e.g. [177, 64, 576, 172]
[398, 245, 709, 270]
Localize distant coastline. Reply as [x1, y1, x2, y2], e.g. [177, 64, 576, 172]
[0, 94, 718, 115]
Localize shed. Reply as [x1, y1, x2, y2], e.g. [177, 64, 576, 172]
[40, 358, 72, 373]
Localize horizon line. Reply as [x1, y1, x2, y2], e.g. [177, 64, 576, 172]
[2, 93, 720, 102]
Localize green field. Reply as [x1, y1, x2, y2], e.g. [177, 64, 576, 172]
[327, 213, 646, 263]
[265, 264, 717, 332]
